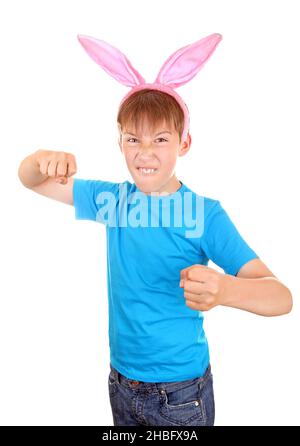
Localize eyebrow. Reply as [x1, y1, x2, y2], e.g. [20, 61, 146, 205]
[123, 131, 172, 136]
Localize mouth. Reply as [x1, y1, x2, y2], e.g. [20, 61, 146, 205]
[136, 167, 158, 176]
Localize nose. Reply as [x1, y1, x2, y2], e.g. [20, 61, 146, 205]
[140, 142, 154, 152]
[138, 145, 156, 159]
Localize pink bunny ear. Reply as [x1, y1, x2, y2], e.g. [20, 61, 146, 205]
[77, 34, 145, 87]
[155, 33, 222, 88]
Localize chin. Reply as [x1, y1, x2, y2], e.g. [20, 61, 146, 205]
[135, 182, 156, 194]
[132, 171, 158, 189]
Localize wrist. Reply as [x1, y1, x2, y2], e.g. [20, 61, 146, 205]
[220, 273, 239, 306]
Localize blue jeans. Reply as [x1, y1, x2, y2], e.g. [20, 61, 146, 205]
[108, 363, 215, 426]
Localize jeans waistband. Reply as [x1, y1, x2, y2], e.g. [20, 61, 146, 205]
[109, 363, 212, 393]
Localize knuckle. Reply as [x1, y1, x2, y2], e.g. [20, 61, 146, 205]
[57, 152, 67, 161]
[45, 150, 56, 159]
[209, 286, 218, 295]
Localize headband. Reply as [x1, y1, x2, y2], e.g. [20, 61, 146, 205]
[77, 33, 222, 142]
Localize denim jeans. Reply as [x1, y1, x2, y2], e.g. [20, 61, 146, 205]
[108, 363, 215, 426]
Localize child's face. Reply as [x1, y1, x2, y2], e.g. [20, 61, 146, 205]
[118, 121, 191, 194]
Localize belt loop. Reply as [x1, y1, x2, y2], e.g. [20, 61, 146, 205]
[198, 363, 209, 390]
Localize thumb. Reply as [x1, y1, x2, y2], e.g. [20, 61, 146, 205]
[56, 176, 68, 184]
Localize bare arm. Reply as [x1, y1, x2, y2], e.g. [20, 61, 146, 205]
[221, 258, 293, 316]
[18, 149, 77, 205]
[180, 259, 293, 316]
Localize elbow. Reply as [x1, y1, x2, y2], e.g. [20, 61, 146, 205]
[265, 284, 293, 317]
[286, 290, 293, 314]
[281, 286, 293, 315]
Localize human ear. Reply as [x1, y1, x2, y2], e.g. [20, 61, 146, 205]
[118, 137, 123, 154]
[178, 133, 192, 157]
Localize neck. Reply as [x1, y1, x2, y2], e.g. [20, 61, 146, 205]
[144, 175, 182, 196]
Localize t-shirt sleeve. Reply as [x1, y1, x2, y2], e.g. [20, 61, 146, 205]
[200, 200, 259, 276]
[73, 178, 120, 223]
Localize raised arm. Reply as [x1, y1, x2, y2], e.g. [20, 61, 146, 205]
[18, 149, 77, 205]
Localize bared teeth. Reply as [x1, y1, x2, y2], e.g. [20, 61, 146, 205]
[138, 168, 157, 174]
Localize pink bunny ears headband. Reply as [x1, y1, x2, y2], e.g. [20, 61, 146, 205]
[77, 33, 222, 142]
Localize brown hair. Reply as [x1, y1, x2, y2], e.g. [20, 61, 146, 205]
[117, 88, 185, 142]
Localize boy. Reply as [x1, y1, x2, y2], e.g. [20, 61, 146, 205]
[18, 37, 292, 427]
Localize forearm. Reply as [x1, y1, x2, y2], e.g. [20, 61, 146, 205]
[222, 275, 293, 316]
[18, 150, 48, 188]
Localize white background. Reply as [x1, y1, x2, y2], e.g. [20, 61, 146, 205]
[0, 0, 299, 426]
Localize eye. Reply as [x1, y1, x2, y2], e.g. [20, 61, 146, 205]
[126, 137, 168, 144]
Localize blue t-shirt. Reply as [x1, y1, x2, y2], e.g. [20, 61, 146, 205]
[73, 178, 259, 382]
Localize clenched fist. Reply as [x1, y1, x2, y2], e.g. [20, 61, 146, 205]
[179, 264, 229, 311]
[36, 150, 77, 184]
